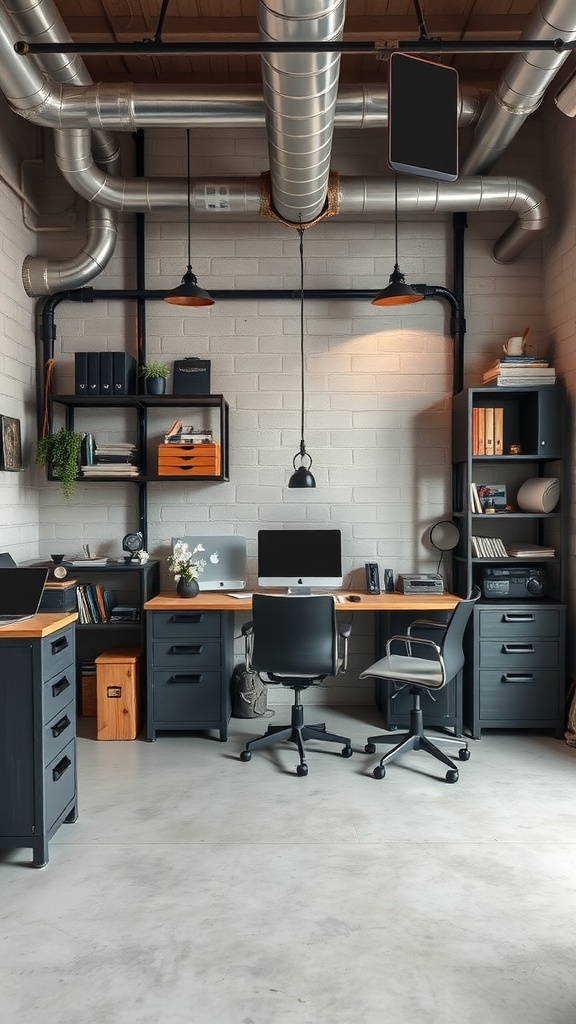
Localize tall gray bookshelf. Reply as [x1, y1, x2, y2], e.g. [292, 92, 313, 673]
[451, 386, 566, 738]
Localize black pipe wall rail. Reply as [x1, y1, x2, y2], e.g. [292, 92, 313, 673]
[39, 284, 463, 437]
[16, 38, 575, 58]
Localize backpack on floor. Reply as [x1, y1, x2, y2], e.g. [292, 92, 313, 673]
[231, 662, 269, 719]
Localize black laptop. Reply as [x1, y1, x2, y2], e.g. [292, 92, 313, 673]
[0, 567, 49, 625]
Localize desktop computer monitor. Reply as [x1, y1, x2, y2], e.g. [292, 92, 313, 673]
[257, 528, 343, 590]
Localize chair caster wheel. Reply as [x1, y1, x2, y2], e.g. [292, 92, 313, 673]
[373, 765, 386, 780]
[446, 769, 459, 783]
[458, 748, 470, 761]
[365, 743, 376, 754]
[240, 750, 252, 762]
[297, 763, 308, 777]
[341, 746, 353, 758]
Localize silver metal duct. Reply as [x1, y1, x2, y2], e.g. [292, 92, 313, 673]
[5, 0, 120, 293]
[0, 0, 556, 294]
[462, 0, 576, 174]
[257, 0, 345, 224]
[47, 126, 550, 259]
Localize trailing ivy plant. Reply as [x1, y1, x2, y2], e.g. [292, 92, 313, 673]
[36, 428, 83, 499]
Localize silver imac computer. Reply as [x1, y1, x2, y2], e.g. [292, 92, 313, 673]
[257, 528, 342, 593]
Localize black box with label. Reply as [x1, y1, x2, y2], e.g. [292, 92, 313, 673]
[173, 358, 211, 395]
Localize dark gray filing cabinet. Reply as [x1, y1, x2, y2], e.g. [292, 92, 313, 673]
[465, 603, 565, 738]
[375, 610, 464, 736]
[0, 621, 77, 867]
[146, 609, 233, 741]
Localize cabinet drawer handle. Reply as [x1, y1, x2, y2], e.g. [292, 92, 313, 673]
[168, 644, 203, 656]
[502, 644, 535, 654]
[52, 755, 72, 781]
[502, 673, 535, 684]
[51, 715, 71, 738]
[169, 674, 203, 684]
[502, 614, 535, 623]
[51, 676, 71, 697]
[169, 613, 204, 625]
[51, 636, 69, 655]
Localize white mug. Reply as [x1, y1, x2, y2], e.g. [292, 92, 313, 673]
[503, 336, 525, 356]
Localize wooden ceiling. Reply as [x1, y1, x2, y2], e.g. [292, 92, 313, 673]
[45, 1, 540, 88]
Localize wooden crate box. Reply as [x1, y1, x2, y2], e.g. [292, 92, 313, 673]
[95, 648, 141, 740]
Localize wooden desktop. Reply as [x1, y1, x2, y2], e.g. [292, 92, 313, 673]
[144, 590, 460, 614]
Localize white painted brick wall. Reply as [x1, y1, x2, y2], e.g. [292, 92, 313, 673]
[0, 113, 554, 702]
[0, 98, 44, 562]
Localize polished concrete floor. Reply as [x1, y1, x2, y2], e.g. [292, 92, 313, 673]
[2, 706, 576, 1024]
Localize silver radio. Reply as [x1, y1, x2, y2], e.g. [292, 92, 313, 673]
[396, 574, 444, 595]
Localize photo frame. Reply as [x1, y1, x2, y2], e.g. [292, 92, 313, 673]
[476, 483, 507, 512]
[0, 415, 22, 471]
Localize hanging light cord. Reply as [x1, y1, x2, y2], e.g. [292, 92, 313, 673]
[185, 127, 192, 274]
[393, 172, 399, 270]
[297, 224, 306, 455]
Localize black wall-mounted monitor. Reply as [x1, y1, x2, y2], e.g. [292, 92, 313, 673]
[388, 52, 459, 182]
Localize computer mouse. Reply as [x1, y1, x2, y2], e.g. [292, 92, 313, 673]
[347, 595, 361, 602]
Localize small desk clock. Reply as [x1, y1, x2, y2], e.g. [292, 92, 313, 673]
[122, 532, 144, 563]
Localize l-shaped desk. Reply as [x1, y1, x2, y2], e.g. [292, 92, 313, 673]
[143, 590, 461, 741]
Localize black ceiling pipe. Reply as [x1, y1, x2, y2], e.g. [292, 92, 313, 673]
[16, 38, 574, 58]
[452, 212, 468, 396]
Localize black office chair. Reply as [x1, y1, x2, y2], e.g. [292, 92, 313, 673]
[360, 587, 480, 783]
[239, 594, 353, 776]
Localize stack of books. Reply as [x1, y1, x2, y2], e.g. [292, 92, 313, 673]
[164, 420, 213, 444]
[482, 355, 556, 387]
[81, 441, 140, 478]
[471, 536, 508, 558]
[75, 582, 115, 623]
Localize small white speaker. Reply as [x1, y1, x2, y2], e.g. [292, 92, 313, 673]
[516, 477, 560, 513]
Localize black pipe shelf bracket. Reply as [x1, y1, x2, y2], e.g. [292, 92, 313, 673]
[39, 284, 463, 434]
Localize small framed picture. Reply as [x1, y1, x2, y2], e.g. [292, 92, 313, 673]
[476, 483, 507, 512]
[0, 415, 22, 471]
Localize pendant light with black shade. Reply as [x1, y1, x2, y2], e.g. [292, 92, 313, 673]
[288, 226, 316, 489]
[372, 174, 424, 307]
[164, 128, 214, 307]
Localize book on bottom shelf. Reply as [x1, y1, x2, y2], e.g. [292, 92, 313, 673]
[506, 543, 555, 558]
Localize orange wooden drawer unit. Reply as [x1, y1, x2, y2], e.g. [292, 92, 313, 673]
[157, 443, 221, 477]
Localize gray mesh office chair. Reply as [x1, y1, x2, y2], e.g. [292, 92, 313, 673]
[239, 594, 353, 776]
[360, 588, 480, 783]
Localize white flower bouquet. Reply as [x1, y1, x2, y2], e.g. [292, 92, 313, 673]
[167, 541, 206, 583]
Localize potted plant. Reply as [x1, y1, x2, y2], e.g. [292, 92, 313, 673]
[167, 540, 206, 598]
[36, 427, 83, 499]
[140, 361, 170, 395]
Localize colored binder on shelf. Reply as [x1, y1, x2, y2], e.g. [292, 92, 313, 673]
[494, 407, 504, 454]
[484, 407, 494, 455]
[477, 407, 485, 455]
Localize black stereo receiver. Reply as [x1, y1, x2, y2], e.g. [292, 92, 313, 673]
[481, 566, 547, 599]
